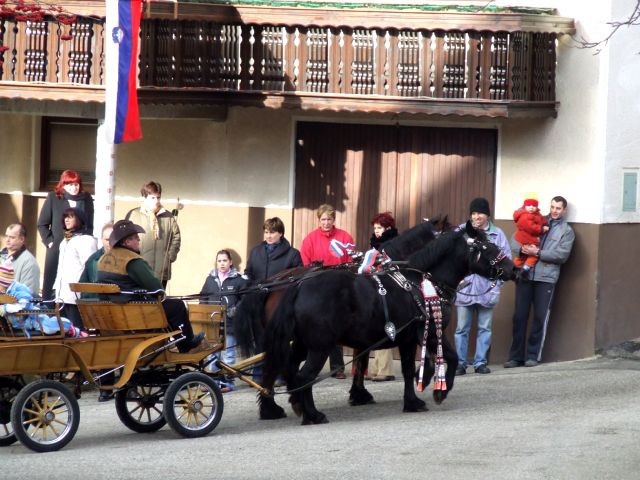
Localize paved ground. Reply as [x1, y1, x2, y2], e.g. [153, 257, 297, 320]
[2, 353, 640, 479]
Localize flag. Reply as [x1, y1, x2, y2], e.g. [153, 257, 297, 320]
[104, 0, 143, 144]
[329, 238, 355, 259]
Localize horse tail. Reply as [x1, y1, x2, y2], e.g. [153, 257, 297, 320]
[234, 291, 268, 358]
[262, 285, 299, 380]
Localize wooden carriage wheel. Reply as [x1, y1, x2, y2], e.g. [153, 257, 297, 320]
[163, 372, 223, 438]
[10, 380, 80, 453]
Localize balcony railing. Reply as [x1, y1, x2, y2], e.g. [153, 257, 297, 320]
[0, 2, 575, 118]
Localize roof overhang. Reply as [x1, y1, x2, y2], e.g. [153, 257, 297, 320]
[144, 1, 575, 35]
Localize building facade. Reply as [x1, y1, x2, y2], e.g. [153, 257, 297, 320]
[1, 0, 639, 363]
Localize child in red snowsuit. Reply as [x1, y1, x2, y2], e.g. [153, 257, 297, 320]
[513, 198, 548, 275]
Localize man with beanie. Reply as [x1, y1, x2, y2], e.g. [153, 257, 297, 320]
[97, 219, 206, 353]
[512, 196, 548, 278]
[454, 197, 511, 375]
[505, 196, 575, 368]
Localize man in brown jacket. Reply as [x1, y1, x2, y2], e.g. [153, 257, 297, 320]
[125, 181, 181, 287]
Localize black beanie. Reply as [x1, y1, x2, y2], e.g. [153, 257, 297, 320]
[469, 197, 491, 216]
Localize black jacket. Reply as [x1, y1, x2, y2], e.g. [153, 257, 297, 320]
[37, 191, 94, 247]
[370, 227, 399, 250]
[245, 237, 303, 283]
[200, 268, 248, 335]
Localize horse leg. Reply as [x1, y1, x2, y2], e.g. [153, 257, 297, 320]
[258, 346, 287, 421]
[349, 352, 375, 406]
[433, 335, 458, 405]
[295, 351, 330, 425]
[287, 340, 307, 417]
[399, 343, 427, 413]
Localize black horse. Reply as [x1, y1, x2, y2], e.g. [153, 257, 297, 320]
[235, 218, 447, 357]
[257, 221, 516, 425]
[235, 218, 449, 386]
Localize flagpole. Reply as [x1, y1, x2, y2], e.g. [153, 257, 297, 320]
[96, 0, 143, 234]
[94, 121, 116, 237]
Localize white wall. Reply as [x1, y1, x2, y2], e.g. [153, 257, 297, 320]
[115, 107, 293, 206]
[0, 113, 35, 192]
[494, 0, 640, 225]
[602, 0, 640, 223]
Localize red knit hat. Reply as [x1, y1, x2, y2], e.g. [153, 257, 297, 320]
[523, 198, 538, 208]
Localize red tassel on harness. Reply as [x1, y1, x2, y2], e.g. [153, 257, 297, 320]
[417, 276, 447, 392]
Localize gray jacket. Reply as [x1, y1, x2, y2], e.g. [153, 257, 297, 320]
[0, 247, 40, 295]
[510, 214, 575, 284]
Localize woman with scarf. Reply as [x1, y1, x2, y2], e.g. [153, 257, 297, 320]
[366, 212, 398, 382]
[37, 170, 94, 300]
[53, 207, 97, 328]
[125, 181, 181, 288]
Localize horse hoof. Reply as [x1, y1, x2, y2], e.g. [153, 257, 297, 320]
[403, 399, 428, 412]
[433, 390, 449, 405]
[301, 414, 329, 425]
[259, 404, 287, 420]
[349, 397, 376, 406]
[348, 388, 375, 406]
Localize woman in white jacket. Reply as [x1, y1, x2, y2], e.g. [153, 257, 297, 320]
[53, 207, 97, 328]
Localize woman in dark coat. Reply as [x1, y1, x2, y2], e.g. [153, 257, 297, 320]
[200, 249, 249, 391]
[37, 170, 94, 299]
[245, 217, 302, 283]
[367, 212, 398, 382]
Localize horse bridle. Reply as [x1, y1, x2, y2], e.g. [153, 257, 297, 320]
[465, 235, 507, 284]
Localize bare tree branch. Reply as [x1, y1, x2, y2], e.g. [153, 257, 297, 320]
[575, 0, 640, 54]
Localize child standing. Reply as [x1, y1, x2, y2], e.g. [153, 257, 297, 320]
[513, 197, 548, 277]
[200, 249, 248, 392]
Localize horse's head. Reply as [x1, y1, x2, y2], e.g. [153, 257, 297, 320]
[463, 220, 516, 282]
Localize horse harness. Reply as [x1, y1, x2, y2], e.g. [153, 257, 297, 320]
[370, 265, 449, 393]
[368, 233, 508, 393]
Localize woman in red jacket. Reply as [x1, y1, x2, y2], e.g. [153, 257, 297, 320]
[299, 204, 355, 378]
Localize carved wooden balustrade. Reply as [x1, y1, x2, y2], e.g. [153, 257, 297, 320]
[0, 2, 575, 118]
[139, 21, 558, 102]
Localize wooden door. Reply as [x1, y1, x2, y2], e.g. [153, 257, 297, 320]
[293, 122, 497, 250]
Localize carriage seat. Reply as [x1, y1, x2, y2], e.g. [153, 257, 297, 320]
[0, 293, 61, 338]
[70, 283, 171, 333]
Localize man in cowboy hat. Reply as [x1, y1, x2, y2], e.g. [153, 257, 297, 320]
[97, 219, 206, 353]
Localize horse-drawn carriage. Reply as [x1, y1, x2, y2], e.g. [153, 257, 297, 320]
[0, 283, 265, 453]
[0, 219, 517, 451]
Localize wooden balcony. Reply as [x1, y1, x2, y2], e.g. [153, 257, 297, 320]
[0, 1, 575, 119]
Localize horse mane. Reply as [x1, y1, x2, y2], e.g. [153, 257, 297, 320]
[407, 227, 464, 272]
[381, 215, 453, 261]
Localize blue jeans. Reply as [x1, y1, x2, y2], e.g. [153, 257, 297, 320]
[455, 305, 494, 369]
[222, 334, 236, 386]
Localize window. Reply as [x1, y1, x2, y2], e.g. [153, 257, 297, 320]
[40, 117, 98, 192]
[622, 171, 637, 212]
